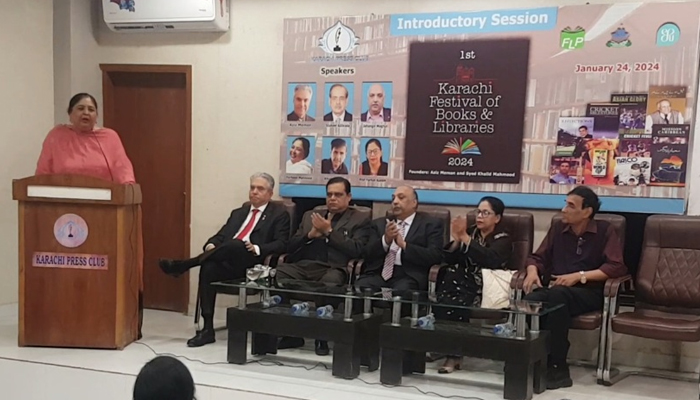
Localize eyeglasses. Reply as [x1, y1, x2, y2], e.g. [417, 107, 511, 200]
[367, 149, 381, 155]
[475, 210, 493, 217]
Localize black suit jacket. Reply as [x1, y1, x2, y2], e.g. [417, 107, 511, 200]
[287, 207, 371, 268]
[205, 202, 291, 259]
[361, 108, 392, 122]
[360, 160, 389, 176]
[287, 112, 315, 122]
[321, 159, 349, 174]
[323, 111, 353, 122]
[362, 212, 444, 289]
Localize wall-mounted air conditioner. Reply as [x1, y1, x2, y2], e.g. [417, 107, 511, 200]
[102, 0, 229, 33]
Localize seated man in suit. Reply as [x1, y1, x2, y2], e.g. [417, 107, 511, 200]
[159, 172, 290, 347]
[276, 176, 371, 355]
[522, 186, 626, 390]
[356, 186, 444, 291]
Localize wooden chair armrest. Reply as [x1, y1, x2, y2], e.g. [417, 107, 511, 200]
[604, 274, 634, 298]
[344, 259, 365, 284]
[276, 254, 288, 266]
[510, 270, 527, 290]
[429, 264, 447, 283]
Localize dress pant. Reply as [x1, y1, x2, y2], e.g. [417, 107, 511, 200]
[198, 240, 259, 318]
[275, 260, 347, 307]
[523, 285, 603, 365]
[355, 266, 419, 292]
[275, 259, 346, 284]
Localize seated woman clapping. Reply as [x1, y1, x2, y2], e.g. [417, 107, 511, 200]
[435, 196, 513, 373]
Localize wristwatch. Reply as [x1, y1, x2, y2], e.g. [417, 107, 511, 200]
[579, 271, 587, 284]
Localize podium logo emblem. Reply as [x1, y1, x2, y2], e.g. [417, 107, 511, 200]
[54, 214, 89, 248]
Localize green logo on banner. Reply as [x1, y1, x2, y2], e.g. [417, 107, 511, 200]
[560, 26, 585, 50]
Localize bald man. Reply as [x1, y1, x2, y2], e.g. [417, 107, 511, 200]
[356, 186, 444, 291]
[361, 83, 392, 122]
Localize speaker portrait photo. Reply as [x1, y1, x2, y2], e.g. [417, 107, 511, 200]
[285, 136, 315, 174]
[360, 82, 393, 123]
[286, 83, 316, 122]
[360, 137, 389, 176]
[323, 83, 354, 122]
[321, 137, 350, 175]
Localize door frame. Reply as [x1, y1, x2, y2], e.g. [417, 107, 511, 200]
[100, 64, 192, 313]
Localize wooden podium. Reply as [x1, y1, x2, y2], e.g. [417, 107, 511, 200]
[12, 175, 142, 349]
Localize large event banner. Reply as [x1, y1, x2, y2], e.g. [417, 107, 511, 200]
[279, 3, 700, 213]
[404, 40, 530, 183]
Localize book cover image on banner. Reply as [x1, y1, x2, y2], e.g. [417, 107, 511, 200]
[645, 86, 687, 133]
[404, 39, 529, 183]
[556, 117, 595, 157]
[649, 124, 690, 187]
[611, 93, 648, 135]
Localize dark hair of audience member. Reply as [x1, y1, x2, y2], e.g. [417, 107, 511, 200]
[133, 356, 195, 400]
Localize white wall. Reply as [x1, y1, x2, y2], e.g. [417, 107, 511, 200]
[48, 0, 700, 373]
[0, 1, 54, 305]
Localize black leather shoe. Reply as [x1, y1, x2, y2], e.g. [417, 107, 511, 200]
[277, 336, 305, 349]
[546, 364, 573, 390]
[187, 329, 215, 347]
[315, 340, 329, 356]
[158, 259, 189, 277]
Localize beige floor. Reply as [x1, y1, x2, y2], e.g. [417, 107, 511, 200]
[0, 304, 696, 400]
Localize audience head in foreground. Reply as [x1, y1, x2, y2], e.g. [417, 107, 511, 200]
[133, 356, 195, 400]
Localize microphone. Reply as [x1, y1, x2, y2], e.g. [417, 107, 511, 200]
[91, 131, 114, 182]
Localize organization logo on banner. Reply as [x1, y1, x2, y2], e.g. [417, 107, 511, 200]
[606, 26, 632, 47]
[110, 0, 135, 12]
[318, 21, 360, 54]
[53, 213, 89, 248]
[657, 22, 680, 47]
[442, 138, 482, 155]
[560, 26, 585, 50]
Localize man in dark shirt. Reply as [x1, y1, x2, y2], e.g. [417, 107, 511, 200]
[523, 186, 626, 390]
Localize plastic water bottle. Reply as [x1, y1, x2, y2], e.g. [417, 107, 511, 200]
[493, 322, 515, 337]
[263, 295, 282, 308]
[316, 305, 334, 318]
[290, 302, 310, 315]
[417, 314, 435, 330]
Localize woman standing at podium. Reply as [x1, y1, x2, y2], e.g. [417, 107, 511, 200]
[36, 93, 135, 183]
[35, 93, 143, 338]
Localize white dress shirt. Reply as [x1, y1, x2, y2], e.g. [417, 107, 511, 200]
[382, 212, 416, 266]
[332, 111, 347, 123]
[233, 203, 268, 255]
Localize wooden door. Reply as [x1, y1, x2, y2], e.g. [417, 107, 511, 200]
[101, 64, 191, 313]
